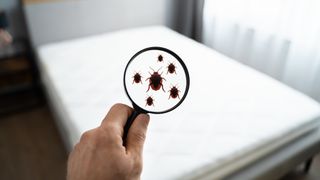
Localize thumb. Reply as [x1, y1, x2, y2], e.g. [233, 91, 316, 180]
[126, 114, 150, 156]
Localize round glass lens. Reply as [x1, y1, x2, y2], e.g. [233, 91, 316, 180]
[124, 47, 189, 113]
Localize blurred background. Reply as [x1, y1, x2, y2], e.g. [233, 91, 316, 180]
[1, 0, 320, 179]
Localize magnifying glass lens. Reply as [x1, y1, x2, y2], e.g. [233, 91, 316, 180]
[124, 47, 189, 114]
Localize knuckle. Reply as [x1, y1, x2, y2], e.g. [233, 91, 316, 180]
[80, 131, 92, 142]
[97, 127, 114, 140]
[95, 127, 116, 146]
[131, 131, 146, 142]
[103, 123, 118, 135]
[111, 103, 126, 111]
[80, 129, 98, 143]
[110, 103, 132, 114]
[73, 142, 81, 151]
[80, 129, 103, 148]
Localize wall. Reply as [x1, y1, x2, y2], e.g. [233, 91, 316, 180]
[24, 0, 177, 47]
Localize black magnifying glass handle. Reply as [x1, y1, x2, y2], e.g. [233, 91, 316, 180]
[122, 47, 190, 145]
[123, 110, 140, 145]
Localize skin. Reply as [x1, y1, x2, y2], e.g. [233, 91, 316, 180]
[67, 103, 150, 180]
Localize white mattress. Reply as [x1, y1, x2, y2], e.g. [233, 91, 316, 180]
[36, 26, 320, 179]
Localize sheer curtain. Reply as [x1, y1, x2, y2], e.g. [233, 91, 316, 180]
[202, 0, 320, 101]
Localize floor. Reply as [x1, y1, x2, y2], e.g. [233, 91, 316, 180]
[0, 106, 68, 180]
[0, 105, 319, 180]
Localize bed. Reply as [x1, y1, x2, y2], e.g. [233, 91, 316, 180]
[36, 26, 320, 179]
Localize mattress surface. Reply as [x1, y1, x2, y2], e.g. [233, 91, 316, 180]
[37, 26, 320, 179]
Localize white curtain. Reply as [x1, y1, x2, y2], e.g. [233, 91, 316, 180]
[203, 0, 320, 101]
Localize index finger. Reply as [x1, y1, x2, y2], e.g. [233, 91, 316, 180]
[100, 103, 134, 131]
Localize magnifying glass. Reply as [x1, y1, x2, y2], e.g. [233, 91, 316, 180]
[123, 47, 190, 143]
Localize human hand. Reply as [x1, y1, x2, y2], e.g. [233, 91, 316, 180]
[67, 103, 150, 180]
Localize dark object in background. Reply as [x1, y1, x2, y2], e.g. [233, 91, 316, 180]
[0, 10, 9, 28]
[0, 10, 12, 46]
[0, 38, 43, 117]
[0, 9, 43, 117]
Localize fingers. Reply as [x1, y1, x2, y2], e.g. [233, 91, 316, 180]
[126, 114, 150, 156]
[99, 103, 150, 157]
[100, 103, 134, 132]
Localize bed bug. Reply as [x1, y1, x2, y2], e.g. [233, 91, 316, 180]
[158, 55, 163, 62]
[145, 96, 154, 106]
[168, 85, 180, 99]
[146, 68, 166, 92]
[167, 63, 176, 74]
[132, 72, 142, 84]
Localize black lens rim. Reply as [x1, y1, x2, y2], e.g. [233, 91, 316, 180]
[123, 46, 190, 114]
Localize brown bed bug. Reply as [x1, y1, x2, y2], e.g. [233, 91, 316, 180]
[145, 96, 154, 106]
[168, 85, 180, 99]
[167, 63, 176, 74]
[158, 55, 163, 62]
[146, 68, 166, 92]
[132, 72, 142, 84]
